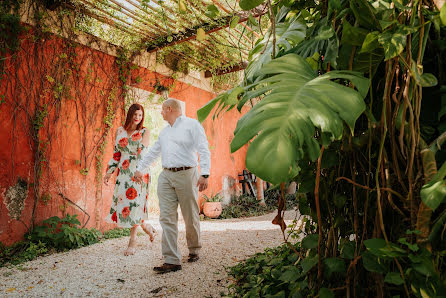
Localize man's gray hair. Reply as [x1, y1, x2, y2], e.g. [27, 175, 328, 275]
[163, 98, 182, 113]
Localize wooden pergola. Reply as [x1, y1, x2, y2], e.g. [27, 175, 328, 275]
[50, 0, 267, 74]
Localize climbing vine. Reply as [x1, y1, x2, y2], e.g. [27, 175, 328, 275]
[0, 0, 24, 72]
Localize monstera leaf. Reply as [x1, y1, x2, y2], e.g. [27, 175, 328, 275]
[289, 17, 339, 68]
[245, 15, 306, 82]
[230, 54, 369, 184]
[197, 87, 246, 122]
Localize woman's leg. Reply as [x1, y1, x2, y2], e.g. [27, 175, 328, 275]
[124, 226, 138, 256]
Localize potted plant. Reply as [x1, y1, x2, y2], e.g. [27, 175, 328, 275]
[202, 193, 222, 218]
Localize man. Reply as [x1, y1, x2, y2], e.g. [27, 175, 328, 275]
[133, 98, 211, 274]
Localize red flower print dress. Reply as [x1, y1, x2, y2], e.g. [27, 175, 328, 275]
[105, 127, 151, 228]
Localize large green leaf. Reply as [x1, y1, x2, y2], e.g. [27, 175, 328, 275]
[245, 15, 306, 82]
[364, 238, 406, 257]
[323, 257, 346, 277]
[421, 161, 446, 211]
[378, 25, 417, 60]
[360, 31, 380, 53]
[205, 4, 219, 18]
[409, 59, 438, 87]
[197, 87, 246, 122]
[230, 54, 368, 183]
[197, 93, 226, 122]
[362, 250, 387, 273]
[302, 234, 319, 249]
[384, 272, 404, 285]
[441, 3, 446, 26]
[342, 20, 369, 46]
[319, 288, 334, 298]
[349, 0, 381, 30]
[290, 18, 339, 68]
[239, 0, 264, 10]
[279, 266, 300, 282]
[340, 240, 355, 259]
[301, 255, 319, 273]
[338, 44, 384, 76]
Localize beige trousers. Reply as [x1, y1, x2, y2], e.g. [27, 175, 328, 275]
[157, 167, 201, 265]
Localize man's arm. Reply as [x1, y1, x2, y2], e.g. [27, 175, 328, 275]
[134, 139, 161, 182]
[194, 120, 211, 176]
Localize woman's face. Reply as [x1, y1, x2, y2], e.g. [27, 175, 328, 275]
[132, 109, 143, 126]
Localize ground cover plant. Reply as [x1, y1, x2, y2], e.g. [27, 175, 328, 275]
[0, 214, 131, 267]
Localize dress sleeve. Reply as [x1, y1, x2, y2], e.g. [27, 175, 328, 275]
[105, 128, 123, 174]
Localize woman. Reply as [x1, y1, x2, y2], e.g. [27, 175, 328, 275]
[103, 103, 155, 256]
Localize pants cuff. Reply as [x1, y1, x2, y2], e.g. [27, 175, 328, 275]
[164, 256, 181, 265]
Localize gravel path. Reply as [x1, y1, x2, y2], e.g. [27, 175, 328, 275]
[0, 211, 298, 297]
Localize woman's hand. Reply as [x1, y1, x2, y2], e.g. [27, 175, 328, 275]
[103, 173, 112, 186]
[133, 170, 143, 184]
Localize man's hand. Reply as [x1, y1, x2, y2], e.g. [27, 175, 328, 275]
[197, 176, 208, 192]
[133, 170, 144, 184]
[103, 173, 112, 186]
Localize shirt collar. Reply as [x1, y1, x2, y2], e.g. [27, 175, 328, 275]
[171, 115, 185, 127]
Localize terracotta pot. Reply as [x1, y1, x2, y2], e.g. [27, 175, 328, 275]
[203, 202, 222, 218]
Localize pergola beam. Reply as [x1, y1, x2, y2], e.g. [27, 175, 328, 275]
[146, 5, 267, 53]
[204, 61, 248, 78]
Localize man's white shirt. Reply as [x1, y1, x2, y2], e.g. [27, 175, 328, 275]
[137, 115, 211, 175]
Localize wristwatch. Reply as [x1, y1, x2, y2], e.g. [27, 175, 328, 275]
[201, 175, 209, 178]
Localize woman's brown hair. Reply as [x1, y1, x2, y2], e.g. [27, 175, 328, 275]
[124, 103, 145, 131]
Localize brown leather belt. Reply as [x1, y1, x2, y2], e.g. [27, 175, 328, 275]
[164, 166, 193, 172]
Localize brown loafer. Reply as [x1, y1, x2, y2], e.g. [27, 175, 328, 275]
[188, 254, 199, 263]
[153, 263, 182, 274]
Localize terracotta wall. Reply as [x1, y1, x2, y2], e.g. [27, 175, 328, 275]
[0, 28, 247, 245]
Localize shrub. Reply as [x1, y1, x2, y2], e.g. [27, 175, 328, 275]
[26, 214, 101, 250]
[219, 191, 298, 219]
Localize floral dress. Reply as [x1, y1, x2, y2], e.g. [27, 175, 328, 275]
[105, 127, 150, 228]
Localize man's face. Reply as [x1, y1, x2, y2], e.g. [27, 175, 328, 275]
[161, 104, 171, 120]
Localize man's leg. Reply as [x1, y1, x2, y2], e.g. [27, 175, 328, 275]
[175, 167, 201, 256]
[157, 170, 181, 265]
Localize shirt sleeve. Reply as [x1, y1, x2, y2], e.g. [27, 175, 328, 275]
[137, 137, 161, 173]
[193, 120, 211, 176]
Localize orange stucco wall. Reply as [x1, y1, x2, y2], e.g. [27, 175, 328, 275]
[0, 28, 247, 245]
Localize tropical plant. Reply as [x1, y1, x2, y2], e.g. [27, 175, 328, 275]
[203, 193, 223, 202]
[199, 0, 446, 296]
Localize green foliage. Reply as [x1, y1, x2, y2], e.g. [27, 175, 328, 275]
[103, 228, 131, 239]
[0, 241, 48, 267]
[220, 194, 270, 219]
[226, 232, 350, 297]
[219, 190, 298, 219]
[0, 0, 24, 71]
[227, 232, 445, 297]
[1, 218, 133, 267]
[199, 0, 446, 296]
[239, 0, 265, 11]
[32, 105, 48, 133]
[27, 214, 101, 250]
